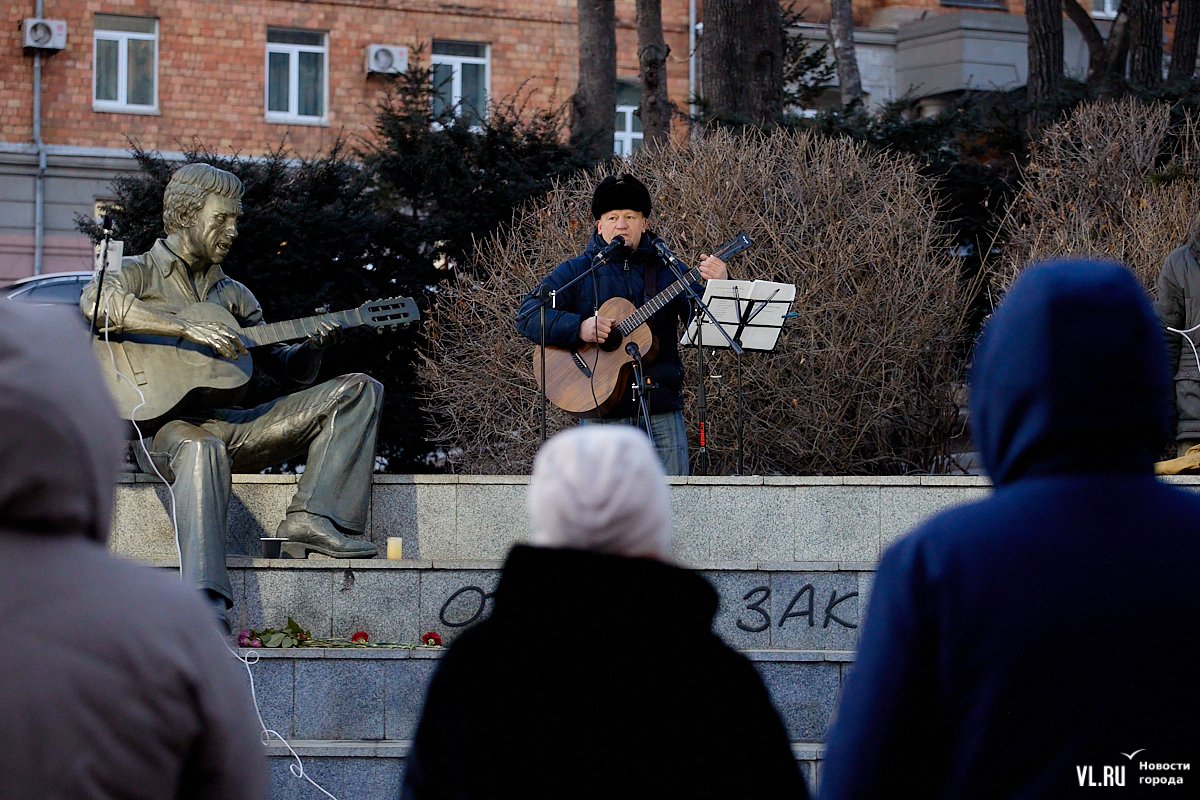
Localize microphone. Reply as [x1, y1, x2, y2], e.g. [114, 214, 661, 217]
[593, 235, 625, 263]
[651, 237, 683, 270]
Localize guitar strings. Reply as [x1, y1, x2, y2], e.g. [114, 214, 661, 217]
[98, 292, 342, 800]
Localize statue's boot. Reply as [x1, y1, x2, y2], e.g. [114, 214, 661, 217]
[277, 511, 378, 558]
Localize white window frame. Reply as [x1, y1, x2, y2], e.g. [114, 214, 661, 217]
[92, 17, 159, 114]
[264, 30, 329, 125]
[1092, 0, 1118, 19]
[614, 105, 643, 156]
[431, 42, 491, 122]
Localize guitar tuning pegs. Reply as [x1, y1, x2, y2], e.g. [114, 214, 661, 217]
[376, 327, 385, 335]
[314, 306, 329, 315]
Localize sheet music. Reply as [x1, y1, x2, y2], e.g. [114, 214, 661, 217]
[680, 279, 796, 352]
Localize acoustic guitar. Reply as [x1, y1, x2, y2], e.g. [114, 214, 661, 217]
[93, 296, 417, 428]
[533, 233, 753, 417]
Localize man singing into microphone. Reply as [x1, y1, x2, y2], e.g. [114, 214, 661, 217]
[514, 174, 727, 475]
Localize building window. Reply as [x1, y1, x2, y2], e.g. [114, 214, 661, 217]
[431, 41, 489, 123]
[93, 14, 158, 113]
[265, 28, 328, 123]
[614, 82, 643, 156]
[1092, 0, 1118, 17]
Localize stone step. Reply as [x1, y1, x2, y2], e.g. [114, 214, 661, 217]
[242, 648, 850, 744]
[112, 474, 1001, 566]
[243, 649, 835, 799]
[261, 740, 827, 800]
[162, 559, 876, 652]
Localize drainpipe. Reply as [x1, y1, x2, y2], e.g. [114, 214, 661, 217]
[688, 0, 697, 129]
[32, 0, 46, 276]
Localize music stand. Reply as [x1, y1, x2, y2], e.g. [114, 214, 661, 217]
[681, 279, 795, 475]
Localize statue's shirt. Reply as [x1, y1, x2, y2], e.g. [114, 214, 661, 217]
[82, 239, 264, 333]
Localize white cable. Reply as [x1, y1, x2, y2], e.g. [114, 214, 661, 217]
[100, 296, 182, 567]
[1167, 322, 1200, 377]
[99, 288, 340, 799]
[226, 644, 341, 800]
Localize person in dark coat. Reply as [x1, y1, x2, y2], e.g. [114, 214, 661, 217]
[1154, 235, 1200, 458]
[0, 301, 268, 799]
[819, 259, 1200, 799]
[514, 174, 728, 475]
[400, 426, 808, 800]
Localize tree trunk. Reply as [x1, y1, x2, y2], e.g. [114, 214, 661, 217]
[1064, 0, 1109, 82]
[1026, 0, 1065, 117]
[1104, 2, 1133, 84]
[571, 0, 617, 161]
[636, 0, 671, 146]
[700, 0, 784, 125]
[1129, 0, 1163, 86]
[1170, 0, 1200, 80]
[828, 0, 863, 107]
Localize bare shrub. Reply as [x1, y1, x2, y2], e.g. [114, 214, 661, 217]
[998, 98, 1200, 293]
[420, 128, 971, 474]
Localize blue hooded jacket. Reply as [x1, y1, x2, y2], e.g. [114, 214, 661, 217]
[515, 231, 700, 419]
[820, 260, 1200, 799]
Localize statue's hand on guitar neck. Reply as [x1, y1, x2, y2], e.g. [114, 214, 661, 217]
[180, 320, 249, 359]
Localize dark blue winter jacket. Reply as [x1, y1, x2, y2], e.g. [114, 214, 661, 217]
[820, 260, 1200, 799]
[516, 231, 700, 419]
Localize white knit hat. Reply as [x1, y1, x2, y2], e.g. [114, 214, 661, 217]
[527, 426, 672, 560]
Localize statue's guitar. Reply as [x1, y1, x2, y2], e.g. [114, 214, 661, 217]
[93, 296, 417, 428]
[533, 233, 752, 417]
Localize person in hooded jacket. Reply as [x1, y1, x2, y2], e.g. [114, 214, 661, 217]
[818, 259, 1200, 799]
[0, 301, 268, 800]
[514, 174, 727, 475]
[399, 426, 808, 800]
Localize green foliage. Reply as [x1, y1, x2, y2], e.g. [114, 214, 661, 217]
[781, 3, 835, 111]
[246, 617, 311, 648]
[365, 52, 589, 272]
[77, 138, 436, 471]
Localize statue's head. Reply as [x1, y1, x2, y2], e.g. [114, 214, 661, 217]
[162, 163, 244, 265]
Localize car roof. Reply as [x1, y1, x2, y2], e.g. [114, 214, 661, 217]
[3, 271, 94, 287]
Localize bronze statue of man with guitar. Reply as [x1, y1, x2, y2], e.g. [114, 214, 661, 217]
[515, 174, 728, 475]
[80, 163, 391, 631]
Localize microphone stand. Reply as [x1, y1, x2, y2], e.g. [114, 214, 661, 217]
[537, 283, 551, 443]
[90, 213, 114, 336]
[653, 238, 743, 473]
[693, 295, 708, 475]
[625, 342, 654, 439]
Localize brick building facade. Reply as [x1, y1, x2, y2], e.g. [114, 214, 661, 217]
[0, 0, 1161, 281]
[2, 0, 696, 280]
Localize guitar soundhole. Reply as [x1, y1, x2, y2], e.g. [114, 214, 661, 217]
[599, 329, 624, 353]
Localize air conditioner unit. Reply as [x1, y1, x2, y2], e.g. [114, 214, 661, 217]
[366, 45, 407, 75]
[24, 19, 68, 50]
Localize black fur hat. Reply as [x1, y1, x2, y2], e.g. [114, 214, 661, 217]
[591, 173, 652, 220]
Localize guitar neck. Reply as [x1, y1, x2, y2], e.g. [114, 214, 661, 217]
[616, 267, 703, 336]
[239, 308, 365, 348]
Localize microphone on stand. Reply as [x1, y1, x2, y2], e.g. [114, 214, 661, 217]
[594, 235, 626, 264]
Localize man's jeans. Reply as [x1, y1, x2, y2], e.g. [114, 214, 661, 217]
[580, 410, 689, 476]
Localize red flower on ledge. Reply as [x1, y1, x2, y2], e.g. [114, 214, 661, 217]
[421, 631, 442, 647]
[350, 631, 369, 643]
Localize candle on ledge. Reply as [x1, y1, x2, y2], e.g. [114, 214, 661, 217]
[386, 537, 404, 560]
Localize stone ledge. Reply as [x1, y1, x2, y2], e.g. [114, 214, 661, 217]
[241, 647, 854, 662]
[261, 739, 826, 761]
[243, 648, 443, 660]
[149, 557, 880, 572]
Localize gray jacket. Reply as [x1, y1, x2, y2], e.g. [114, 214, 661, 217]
[0, 302, 268, 800]
[1154, 244, 1200, 438]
